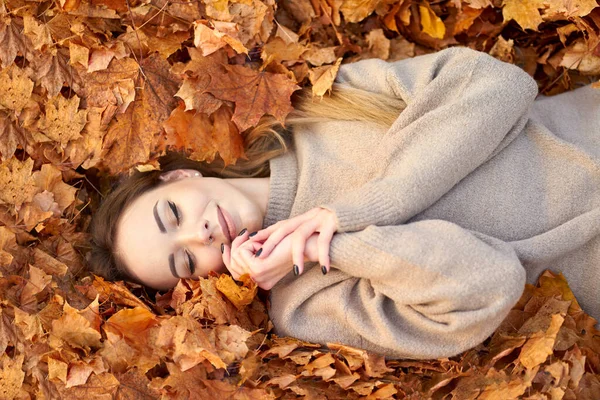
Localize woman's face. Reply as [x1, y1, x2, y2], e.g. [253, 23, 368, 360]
[115, 169, 265, 290]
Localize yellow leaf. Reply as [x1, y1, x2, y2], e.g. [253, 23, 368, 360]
[518, 313, 565, 369]
[215, 273, 257, 310]
[502, 0, 544, 31]
[0, 157, 37, 211]
[419, 3, 446, 39]
[309, 58, 343, 97]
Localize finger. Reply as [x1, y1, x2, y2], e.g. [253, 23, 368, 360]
[221, 244, 241, 280]
[318, 227, 335, 275]
[252, 208, 321, 251]
[291, 232, 307, 276]
[258, 218, 318, 259]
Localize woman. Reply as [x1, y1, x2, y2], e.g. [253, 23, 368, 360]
[90, 47, 600, 359]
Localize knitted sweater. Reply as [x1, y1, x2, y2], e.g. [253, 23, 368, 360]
[262, 47, 600, 359]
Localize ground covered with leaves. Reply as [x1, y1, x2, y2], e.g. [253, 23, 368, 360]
[1, 0, 600, 398]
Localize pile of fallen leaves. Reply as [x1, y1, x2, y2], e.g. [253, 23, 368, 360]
[1, 0, 600, 397]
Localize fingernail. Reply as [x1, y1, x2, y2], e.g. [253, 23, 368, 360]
[293, 264, 299, 276]
[321, 265, 327, 275]
[221, 243, 224, 254]
[238, 228, 247, 236]
[255, 248, 262, 257]
[249, 231, 257, 237]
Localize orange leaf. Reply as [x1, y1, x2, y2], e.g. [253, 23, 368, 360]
[215, 273, 258, 310]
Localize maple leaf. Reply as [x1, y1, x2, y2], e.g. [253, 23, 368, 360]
[340, 0, 381, 23]
[0, 111, 27, 160]
[205, 63, 300, 131]
[77, 275, 153, 311]
[0, 64, 34, 112]
[502, 0, 544, 31]
[164, 104, 245, 166]
[156, 316, 227, 371]
[0, 15, 30, 68]
[50, 300, 102, 353]
[23, 15, 53, 51]
[37, 94, 88, 147]
[193, 21, 248, 56]
[99, 92, 163, 174]
[0, 226, 16, 267]
[0, 157, 37, 211]
[28, 48, 83, 98]
[309, 58, 343, 97]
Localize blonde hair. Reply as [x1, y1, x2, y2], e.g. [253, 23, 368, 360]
[88, 84, 406, 284]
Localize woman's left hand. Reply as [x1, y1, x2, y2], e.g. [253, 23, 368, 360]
[248, 207, 338, 275]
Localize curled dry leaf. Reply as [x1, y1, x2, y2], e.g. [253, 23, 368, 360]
[215, 273, 258, 310]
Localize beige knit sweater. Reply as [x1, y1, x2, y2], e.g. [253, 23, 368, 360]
[262, 47, 600, 359]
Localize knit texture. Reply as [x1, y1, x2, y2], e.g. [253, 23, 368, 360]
[262, 47, 600, 359]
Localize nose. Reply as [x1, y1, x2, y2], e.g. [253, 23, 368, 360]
[175, 221, 214, 246]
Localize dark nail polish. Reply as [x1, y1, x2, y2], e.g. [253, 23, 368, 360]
[293, 264, 299, 276]
[255, 248, 263, 257]
[221, 243, 224, 254]
[238, 228, 247, 236]
[321, 265, 327, 275]
[249, 231, 257, 237]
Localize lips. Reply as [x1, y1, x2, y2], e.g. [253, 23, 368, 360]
[217, 205, 235, 243]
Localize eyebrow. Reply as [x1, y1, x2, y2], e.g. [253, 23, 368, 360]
[153, 201, 166, 233]
[169, 253, 180, 279]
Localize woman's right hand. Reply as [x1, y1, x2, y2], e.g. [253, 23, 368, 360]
[222, 231, 319, 290]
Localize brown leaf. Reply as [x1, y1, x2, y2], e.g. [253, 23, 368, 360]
[50, 300, 102, 352]
[193, 21, 248, 56]
[0, 15, 30, 68]
[0, 111, 27, 160]
[28, 48, 83, 98]
[204, 63, 300, 131]
[518, 314, 565, 369]
[156, 316, 227, 371]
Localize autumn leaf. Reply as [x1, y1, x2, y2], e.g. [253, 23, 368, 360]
[340, 0, 381, 23]
[204, 63, 300, 131]
[309, 58, 343, 97]
[164, 103, 245, 165]
[215, 273, 258, 310]
[0, 157, 37, 211]
[50, 300, 103, 352]
[419, 3, 446, 39]
[0, 15, 30, 68]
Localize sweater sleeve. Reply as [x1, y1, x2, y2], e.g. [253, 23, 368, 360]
[269, 220, 526, 359]
[320, 47, 539, 233]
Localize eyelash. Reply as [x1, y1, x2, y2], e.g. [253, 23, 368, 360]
[184, 249, 196, 275]
[168, 201, 180, 225]
[167, 201, 195, 275]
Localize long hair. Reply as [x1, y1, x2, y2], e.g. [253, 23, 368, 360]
[88, 84, 407, 284]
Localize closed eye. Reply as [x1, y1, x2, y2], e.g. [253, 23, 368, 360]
[168, 201, 180, 225]
[185, 249, 196, 275]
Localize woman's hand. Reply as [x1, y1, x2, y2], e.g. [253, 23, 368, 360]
[222, 231, 315, 290]
[248, 207, 338, 275]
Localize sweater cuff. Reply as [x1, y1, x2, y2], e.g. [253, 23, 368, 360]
[320, 189, 398, 233]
